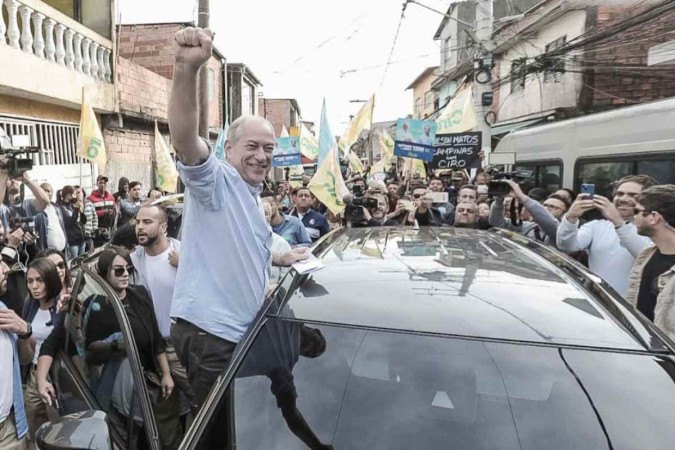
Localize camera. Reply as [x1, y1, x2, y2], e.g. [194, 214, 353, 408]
[487, 168, 533, 196]
[0, 127, 38, 178]
[344, 186, 379, 224]
[10, 216, 35, 234]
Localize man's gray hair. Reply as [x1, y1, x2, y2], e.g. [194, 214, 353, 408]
[226, 115, 275, 145]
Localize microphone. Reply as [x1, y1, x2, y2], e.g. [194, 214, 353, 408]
[342, 193, 354, 206]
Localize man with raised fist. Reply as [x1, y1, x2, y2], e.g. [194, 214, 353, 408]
[167, 27, 308, 448]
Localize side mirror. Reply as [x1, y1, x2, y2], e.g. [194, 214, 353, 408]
[36, 410, 111, 450]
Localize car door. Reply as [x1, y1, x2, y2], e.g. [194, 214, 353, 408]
[49, 266, 161, 450]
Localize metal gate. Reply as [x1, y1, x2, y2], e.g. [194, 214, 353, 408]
[0, 115, 87, 166]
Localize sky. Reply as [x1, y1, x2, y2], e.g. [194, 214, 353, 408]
[117, 0, 454, 134]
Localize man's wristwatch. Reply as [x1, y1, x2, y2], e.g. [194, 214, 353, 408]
[18, 322, 32, 340]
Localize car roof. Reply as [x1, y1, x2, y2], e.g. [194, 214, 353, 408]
[272, 227, 652, 352]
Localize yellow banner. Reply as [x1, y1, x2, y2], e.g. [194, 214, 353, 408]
[154, 121, 179, 193]
[435, 86, 476, 134]
[402, 158, 427, 179]
[76, 90, 107, 174]
[346, 150, 365, 174]
[288, 164, 305, 188]
[299, 122, 319, 160]
[308, 147, 349, 215]
[339, 94, 374, 155]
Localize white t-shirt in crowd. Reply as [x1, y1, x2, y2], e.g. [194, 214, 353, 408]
[45, 204, 67, 251]
[32, 308, 54, 365]
[0, 331, 14, 423]
[145, 247, 178, 338]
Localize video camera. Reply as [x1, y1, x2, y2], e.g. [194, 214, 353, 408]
[487, 168, 533, 196]
[0, 128, 38, 178]
[344, 185, 379, 224]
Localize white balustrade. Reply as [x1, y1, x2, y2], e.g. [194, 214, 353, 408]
[18, 4, 32, 52]
[0, 3, 6, 45]
[5, 0, 20, 49]
[44, 17, 55, 62]
[96, 46, 105, 79]
[73, 33, 83, 72]
[1, 0, 113, 81]
[54, 23, 65, 65]
[64, 29, 74, 69]
[31, 12, 44, 57]
[81, 37, 91, 75]
[89, 42, 98, 78]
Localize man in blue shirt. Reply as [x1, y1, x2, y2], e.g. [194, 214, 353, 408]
[290, 187, 330, 242]
[261, 192, 312, 247]
[167, 26, 308, 448]
[0, 258, 32, 450]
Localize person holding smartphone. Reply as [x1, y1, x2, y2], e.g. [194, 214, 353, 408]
[557, 175, 657, 296]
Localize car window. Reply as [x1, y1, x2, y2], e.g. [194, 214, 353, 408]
[213, 319, 668, 449]
[62, 268, 150, 448]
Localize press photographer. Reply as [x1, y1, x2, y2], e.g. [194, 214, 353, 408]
[343, 192, 396, 227]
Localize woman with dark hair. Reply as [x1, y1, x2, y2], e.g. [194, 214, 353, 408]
[35, 249, 70, 297]
[56, 185, 87, 260]
[36, 246, 180, 448]
[21, 257, 64, 441]
[113, 177, 130, 203]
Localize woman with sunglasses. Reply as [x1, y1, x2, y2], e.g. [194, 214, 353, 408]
[20, 257, 64, 442]
[37, 246, 179, 448]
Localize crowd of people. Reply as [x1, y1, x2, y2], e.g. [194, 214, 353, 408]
[1, 25, 674, 450]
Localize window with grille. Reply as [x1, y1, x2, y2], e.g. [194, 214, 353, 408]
[544, 36, 566, 83]
[0, 116, 86, 167]
[510, 58, 527, 93]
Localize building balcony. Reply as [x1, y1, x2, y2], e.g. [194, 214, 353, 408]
[0, 0, 115, 112]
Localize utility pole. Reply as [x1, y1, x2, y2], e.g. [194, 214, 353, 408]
[473, 0, 494, 166]
[198, 0, 210, 140]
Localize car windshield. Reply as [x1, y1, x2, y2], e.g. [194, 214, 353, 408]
[227, 317, 675, 450]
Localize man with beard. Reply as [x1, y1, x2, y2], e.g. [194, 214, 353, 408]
[87, 175, 116, 231]
[167, 26, 307, 449]
[130, 204, 192, 425]
[557, 175, 657, 297]
[453, 201, 480, 229]
[57, 186, 86, 259]
[357, 194, 398, 227]
[623, 185, 675, 335]
[290, 187, 329, 242]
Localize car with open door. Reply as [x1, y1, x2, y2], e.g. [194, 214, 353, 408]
[44, 227, 675, 449]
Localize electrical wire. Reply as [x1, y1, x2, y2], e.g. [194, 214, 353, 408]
[378, 1, 409, 89]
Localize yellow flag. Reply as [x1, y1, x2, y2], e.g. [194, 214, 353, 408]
[371, 128, 395, 175]
[288, 165, 305, 188]
[339, 94, 374, 155]
[308, 147, 349, 215]
[76, 91, 107, 173]
[402, 158, 427, 179]
[346, 150, 365, 175]
[299, 122, 319, 160]
[435, 86, 476, 134]
[154, 121, 179, 193]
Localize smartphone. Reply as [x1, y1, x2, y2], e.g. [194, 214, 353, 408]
[580, 183, 595, 198]
[400, 200, 416, 212]
[427, 192, 449, 203]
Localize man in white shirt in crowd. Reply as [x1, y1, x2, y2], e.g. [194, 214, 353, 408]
[557, 175, 657, 297]
[130, 204, 192, 413]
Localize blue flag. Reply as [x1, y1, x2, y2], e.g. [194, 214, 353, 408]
[214, 123, 229, 161]
[317, 99, 336, 168]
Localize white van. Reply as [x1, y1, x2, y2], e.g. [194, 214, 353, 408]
[493, 97, 675, 196]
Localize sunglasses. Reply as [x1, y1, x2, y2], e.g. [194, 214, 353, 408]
[112, 266, 134, 277]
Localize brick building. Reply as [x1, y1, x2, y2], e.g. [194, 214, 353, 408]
[258, 98, 302, 136]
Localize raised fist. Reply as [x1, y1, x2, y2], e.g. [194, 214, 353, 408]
[174, 27, 214, 70]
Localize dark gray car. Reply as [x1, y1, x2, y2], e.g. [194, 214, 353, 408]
[41, 227, 675, 449]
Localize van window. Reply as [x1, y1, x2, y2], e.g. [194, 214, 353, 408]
[576, 155, 675, 197]
[513, 161, 562, 193]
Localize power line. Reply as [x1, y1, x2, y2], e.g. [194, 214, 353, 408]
[378, 1, 409, 89]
